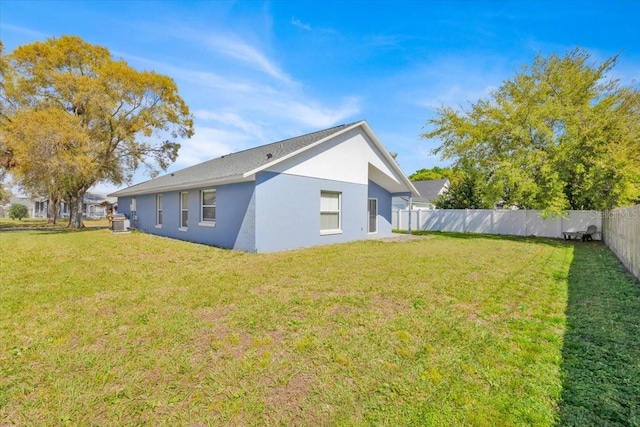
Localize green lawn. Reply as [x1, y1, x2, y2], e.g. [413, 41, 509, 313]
[0, 229, 638, 426]
[0, 218, 109, 229]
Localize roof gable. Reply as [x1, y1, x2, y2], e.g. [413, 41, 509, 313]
[110, 121, 418, 197]
[411, 179, 450, 203]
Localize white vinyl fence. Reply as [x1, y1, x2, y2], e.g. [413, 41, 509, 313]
[603, 205, 640, 281]
[392, 209, 602, 240]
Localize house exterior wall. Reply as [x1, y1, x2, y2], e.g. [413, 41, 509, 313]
[254, 171, 379, 252]
[367, 180, 394, 235]
[116, 195, 134, 220]
[266, 128, 408, 193]
[113, 126, 416, 252]
[116, 181, 256, 251]
[118, 174, 398, 253]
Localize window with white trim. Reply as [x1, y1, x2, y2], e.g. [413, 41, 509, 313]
[201, 189, 216, 223]
[320, 191, 341, 233]
[156, 194, 163, 226]
[180, 192, 188, 229]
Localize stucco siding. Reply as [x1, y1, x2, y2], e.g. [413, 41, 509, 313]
[265, 128, 408, 193]
[254, 172, 372, 252]
[368, 180, 394, 235]
[118, 182, 256, 251]
[116, 196, 134, 220]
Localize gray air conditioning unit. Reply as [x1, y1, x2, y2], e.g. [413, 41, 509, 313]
[112, 219, 131, 233]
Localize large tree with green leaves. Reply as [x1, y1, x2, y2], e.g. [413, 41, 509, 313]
[4, 108, 91, 224]
[1, 36, 194, 227]
[408, 166, 454, 182]
[423, 48, 640, 213]
[434, 169, 491, 209]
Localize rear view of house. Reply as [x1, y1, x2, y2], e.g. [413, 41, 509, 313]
[110, 120, 419, 252]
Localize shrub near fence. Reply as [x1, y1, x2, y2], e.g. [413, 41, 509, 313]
[392, 209, 603, 240]
[603, 205, 640, 281]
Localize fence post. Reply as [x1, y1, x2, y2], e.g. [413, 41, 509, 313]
[408, 198, 412, 235]
[491, 209, 495, 234]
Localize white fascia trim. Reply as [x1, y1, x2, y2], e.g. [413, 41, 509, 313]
[109, 174, 251, 197]
[358, 121, 420, 198]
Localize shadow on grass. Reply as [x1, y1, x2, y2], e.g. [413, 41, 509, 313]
[557, 242, 640, 426]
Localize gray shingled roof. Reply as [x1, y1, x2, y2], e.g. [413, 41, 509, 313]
[411, 179, 449, 203]
[111, 122, 359, 197]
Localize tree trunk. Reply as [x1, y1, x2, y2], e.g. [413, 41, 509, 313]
[68, 190, 86, 229]
[47, 196, 59, 224]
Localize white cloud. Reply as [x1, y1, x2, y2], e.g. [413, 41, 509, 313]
[112, 29, 362, 174]
[291, 17, 311, 31]
[193, 110, 268, 142]
[263, 96, 361, 128]
[203, 34, 292, 83]
[174, 126, 242, 167]
[0, 23, 48, 40]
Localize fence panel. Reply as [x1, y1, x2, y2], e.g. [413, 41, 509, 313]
[394, 209, 603, 240]
[418, 210, 441, 231]
[603, 205, 640, 281]
[526, 211, 562, 238]
[494, 210, 527, 236]
[440, 210, 466, 232]
[564, 211, 601, 236]
[466, 210, 493, 234]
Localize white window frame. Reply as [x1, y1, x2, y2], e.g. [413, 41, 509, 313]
[320, 191, 342, 235]
[368, 198, 378, 234]
[179, 192, 188, 231]
[199, 189, 216, 227]
[155, 194, 163, 228]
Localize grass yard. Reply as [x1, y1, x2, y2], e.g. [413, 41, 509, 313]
[1, 229, 638, 426]
[0, 218, 109, 229]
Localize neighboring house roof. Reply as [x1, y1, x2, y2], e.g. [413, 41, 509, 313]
[83, 193, 117, 204]
[110, 120, 419, 197]
[408, 179, 450, 204]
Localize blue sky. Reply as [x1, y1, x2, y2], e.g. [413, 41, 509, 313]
[2, 0, 639, 195]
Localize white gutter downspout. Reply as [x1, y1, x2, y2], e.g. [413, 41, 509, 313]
[408, 195, 413, 235]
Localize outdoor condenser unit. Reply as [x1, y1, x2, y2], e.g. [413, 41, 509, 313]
[112, 219, 131, 233]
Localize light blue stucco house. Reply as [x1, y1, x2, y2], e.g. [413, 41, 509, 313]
[109, 120, 419, 252]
